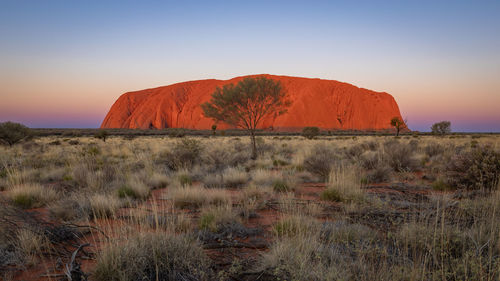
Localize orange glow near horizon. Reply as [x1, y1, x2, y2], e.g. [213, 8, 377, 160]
[1, 1, 499, 131]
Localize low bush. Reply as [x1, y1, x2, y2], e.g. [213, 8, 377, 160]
[301, 127, 320, 139]
[424, 142, 445, 158]
[446, 146, 500, 191]
[431, 179, 454, 191]
[320, 188, 343, 202]
[384, 141, 418, 172]
[160, 138, 203, 170]
[48, 196, 88, 221]
[303, 144, 339, 181]
[365, 165, 392, 183]
[0, 122, 33, 146]
[94, 233, 209, 281]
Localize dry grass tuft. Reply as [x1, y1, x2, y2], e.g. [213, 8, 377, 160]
[170, 185, 231, 209]
[94, 232, 210, 281]
[7, 183, 58, 209]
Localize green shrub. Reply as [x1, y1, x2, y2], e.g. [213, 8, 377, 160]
[12, 193, 36, 209]
[49, 140, 61, 145]
[199, 213, 216, 231]
[95, 130, 108, 142]
[0, 122, 33, 146]
[117, 185, 136, 198]
[273, 159, 289, 167]
[8, 184, 58, 209]
[302, 126, 320, 139]
[365, 165, 392, 183]
[273, 179, 291, 192]
[168, 128, 186, 138]
[85, 145, 101, 156]
[446, 146, 500, 191]
[116, 181, 150, 200]
[178, 174, 192, 186]
[432, 179, 454, 191]
[320, 188, 343, 202]
[431, 121, 451, 135]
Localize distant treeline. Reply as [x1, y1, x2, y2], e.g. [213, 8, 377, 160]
[32, 128, 498, 137]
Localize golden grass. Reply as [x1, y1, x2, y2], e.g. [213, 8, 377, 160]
[7, 183, 58, 209]
[1, 134, 499, 280]
[168, 185, 231, 209]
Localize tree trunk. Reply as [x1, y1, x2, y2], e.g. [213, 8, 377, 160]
[396, 126, 400, 136]
[250, 130, 257, 160]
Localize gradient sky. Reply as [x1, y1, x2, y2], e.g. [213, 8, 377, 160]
[1, 0, 499, 132]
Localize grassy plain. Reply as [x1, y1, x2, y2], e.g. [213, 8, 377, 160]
[0, 134, 499, 280]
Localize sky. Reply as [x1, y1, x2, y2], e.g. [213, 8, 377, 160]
[0, 0, 499, 132]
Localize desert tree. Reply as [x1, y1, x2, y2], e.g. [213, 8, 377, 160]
[95, 130, 109, 142]
[302, 126, 320, 139]
[201, 76, 291, 159]
[0, 121, 33, 146]
[431, 121, 451, 135]
[390, 117, 407, 136]
[211, 124, 217, 135]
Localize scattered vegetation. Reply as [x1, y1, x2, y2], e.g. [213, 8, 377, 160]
[446, 145, 500, 191]
[431, 120, 452, 135]
[0, 121, 33, 146]
[94, 233, 209, 281]
[301, 126, 320, 139]
[7, 184, 58, 209]
[95, 129, 109, 142]
[1, 133, 499, 280]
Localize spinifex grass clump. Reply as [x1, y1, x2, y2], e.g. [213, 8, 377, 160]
[303, 144, 339, 181]
[273, 179, 291, 192]
[170, 186, 230, 209]
[116, 180, 150, 200]
[321, 165, 365, 203]
[8, 184, 58, 209]
[94, 233, 210, 281]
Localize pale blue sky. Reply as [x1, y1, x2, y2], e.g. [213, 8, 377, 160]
[1, 0, 499, 131]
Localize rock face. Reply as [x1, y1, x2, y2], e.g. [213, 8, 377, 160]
[101, 74, 404, 131]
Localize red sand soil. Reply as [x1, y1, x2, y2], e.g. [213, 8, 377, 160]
[9, 172, 437, 280]
[101, 74, 404, 131]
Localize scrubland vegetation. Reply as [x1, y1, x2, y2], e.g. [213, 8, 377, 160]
[0, 134, 499, 280]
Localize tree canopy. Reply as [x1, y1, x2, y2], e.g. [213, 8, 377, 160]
[201, 76, 291, 159]
[0, 122, 33, 146]
[431, 121, 451, 135]
[390, 117, 406, 136]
